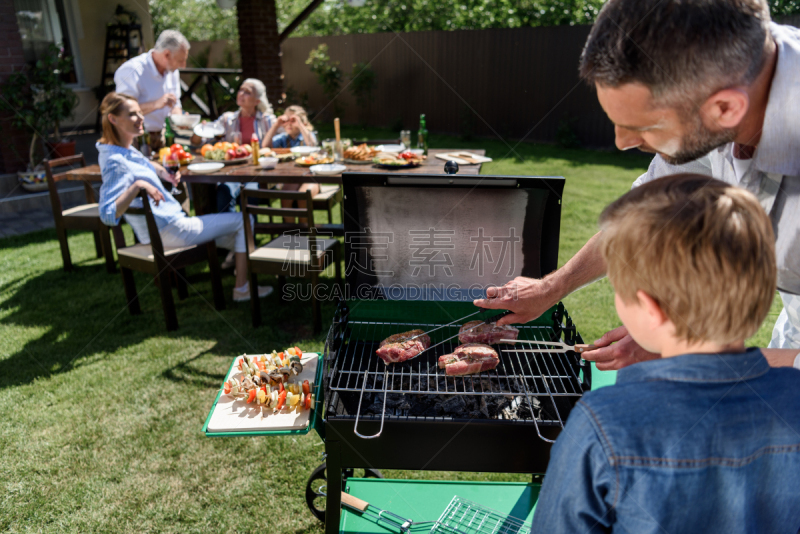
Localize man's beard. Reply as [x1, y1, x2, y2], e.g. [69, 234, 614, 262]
[659, 113, 736, 166]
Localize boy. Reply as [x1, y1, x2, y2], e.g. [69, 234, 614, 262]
[531, 174, 800, 533]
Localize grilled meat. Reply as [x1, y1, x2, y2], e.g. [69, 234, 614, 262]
[376, 330, 431, 364]
[458, 321, 519, 345]
[438, 343, 499, 376]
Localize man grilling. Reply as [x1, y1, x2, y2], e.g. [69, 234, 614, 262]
[476, 0, 800, 371]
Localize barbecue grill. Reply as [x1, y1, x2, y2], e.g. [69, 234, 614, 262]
[310, 172, 590, 533]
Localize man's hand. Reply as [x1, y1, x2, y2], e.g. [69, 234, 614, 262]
[580, 325, 660, 371]
[473, 277, 558, 326]
[136, 180, 164, 206]
[158, 93, 178, 110]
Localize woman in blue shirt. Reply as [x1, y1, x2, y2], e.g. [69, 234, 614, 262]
[97, 92, 271, 302]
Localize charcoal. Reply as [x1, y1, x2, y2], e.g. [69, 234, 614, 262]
[440, 395, 467, 414]
[479, 397, 490, 418]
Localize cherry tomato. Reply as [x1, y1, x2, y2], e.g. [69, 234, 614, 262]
[223, 381, 231, 395]
[304, 394, 312, 410]
[166, 152, 179, 161]
[170, 143, 182, 153]
[246, 389, 257, 403]
[278, 352, 284, 359]
[302, 380, 310, 396]
[294, 346, 302, 357]
[278, 382, 285, 393]
[256, 361, 265, 371]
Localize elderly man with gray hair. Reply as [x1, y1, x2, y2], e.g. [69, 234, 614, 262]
[114, 29, 190, 151]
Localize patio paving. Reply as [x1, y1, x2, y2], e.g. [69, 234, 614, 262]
[0, 209, 57, 238]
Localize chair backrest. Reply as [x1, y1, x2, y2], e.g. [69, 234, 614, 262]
[43, 154, 88, 218]
[240, 188, 317, 255]
[124, 190, 169, 263]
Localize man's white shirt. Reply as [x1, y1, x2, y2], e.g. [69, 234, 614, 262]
[114, 50, 181, 131]
[632, 23, 800, 365]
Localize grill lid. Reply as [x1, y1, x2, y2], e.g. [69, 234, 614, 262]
[342, 173, 565, 300]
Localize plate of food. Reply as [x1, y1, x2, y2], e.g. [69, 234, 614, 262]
[372, 150, 424, 169]
[295, 154, 334, 167]
[202, 142, 255, 165]
[343, 143, 379, 164]
[205, 347, 320, 434]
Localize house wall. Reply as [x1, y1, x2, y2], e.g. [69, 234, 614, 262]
[0, 0, 33, 173]
[64, 0, 154, 129]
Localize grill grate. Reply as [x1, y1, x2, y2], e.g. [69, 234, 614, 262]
[326, 318, 586, 439]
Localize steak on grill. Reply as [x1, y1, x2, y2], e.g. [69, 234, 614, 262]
[458, 321, 519, 344]
[376, 330, 431, 364]
[438, 343, 499, 376]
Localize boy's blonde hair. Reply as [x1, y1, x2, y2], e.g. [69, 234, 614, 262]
[284, 105, 313, 130]
[599, 174, 775, 345]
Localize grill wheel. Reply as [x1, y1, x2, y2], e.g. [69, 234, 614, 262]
[305, 462, 384, 522]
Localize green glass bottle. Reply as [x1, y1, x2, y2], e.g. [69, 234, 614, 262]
[164, 116, 175, 148]
[417, 114, 428, 156]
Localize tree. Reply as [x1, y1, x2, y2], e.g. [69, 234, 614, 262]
[276, 0, 605, 36]
[149, 0, 240, 43]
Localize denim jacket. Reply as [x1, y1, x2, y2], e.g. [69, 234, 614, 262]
[531, 349, 800, 534]
[97, 142, 185, 236]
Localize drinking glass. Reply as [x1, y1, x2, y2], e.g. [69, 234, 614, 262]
[162, 155, 181, 196]
[400, 130, 411, 148]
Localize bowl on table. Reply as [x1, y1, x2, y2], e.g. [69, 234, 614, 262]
[376, 144, 404, 154]
[170, 114, 201, 129]
[290, 146, 321, 156]
[309, 163, 346, 176]
[259, 157, 279, 170]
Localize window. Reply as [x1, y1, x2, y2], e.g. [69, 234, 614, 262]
[14, 0, 79, 84]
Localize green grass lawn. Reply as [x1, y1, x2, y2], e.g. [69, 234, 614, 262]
[0, 130, 781, 533]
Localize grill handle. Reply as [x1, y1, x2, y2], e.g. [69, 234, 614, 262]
[353, 369, 387, 440]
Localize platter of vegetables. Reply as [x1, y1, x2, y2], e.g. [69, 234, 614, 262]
[204, 347, 321, 434]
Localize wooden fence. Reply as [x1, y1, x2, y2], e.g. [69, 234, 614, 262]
[281, 25, 616, 148]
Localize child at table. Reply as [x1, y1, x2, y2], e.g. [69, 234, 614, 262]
[264, 105, 317, 149]
[531, 174, 800, 534]
[265, 105, 319, 218]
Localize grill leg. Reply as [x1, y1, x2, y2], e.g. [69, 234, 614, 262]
[325, 440, 342, 534]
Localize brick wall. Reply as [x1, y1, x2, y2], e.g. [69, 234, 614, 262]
[0, 3, 31, 174]
[236, 0, 284, 109]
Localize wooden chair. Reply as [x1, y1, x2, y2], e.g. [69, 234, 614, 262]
[241, 189, 342, 334]
[44, 155, 115, 273]
[111, 187, 225, 331]
[312, 184, 343, 226]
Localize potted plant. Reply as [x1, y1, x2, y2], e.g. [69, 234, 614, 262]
[0, 44, 79, 182]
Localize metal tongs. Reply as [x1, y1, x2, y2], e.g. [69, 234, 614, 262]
[413, 309, 513, 356]
[500, 339, 596, 354]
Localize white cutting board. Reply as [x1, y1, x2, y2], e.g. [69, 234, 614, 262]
[206, 353, 319, 433]
[434, 152, 493, 165]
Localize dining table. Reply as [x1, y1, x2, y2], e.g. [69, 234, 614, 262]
[63, 149, 487, 217]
